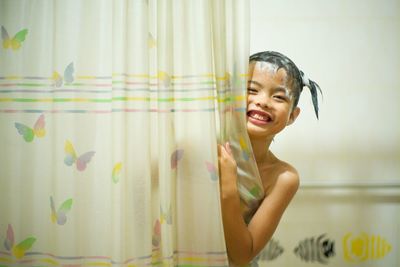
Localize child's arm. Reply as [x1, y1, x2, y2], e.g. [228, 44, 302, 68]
[218, 143, 299, 266]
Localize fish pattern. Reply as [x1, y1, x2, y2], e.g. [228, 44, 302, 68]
[294, 233, 335, 264]
[343, 232, 392, 263]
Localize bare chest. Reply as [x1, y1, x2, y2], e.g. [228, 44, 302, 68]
[258, 164, 280, 195]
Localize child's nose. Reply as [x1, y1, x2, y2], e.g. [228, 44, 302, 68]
[255, 94, 271, 108]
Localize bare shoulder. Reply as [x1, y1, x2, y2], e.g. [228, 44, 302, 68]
[259, 156, 300, 196]
[274, 160, 300, 194]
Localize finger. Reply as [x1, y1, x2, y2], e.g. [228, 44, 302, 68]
[217, 144, 223, 157]
[219, 145, 230, 158]
[225, 142, 232, 155]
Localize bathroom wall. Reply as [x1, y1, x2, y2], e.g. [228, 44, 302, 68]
[250, 0, 400, 183]
[250, 0, 400, 266]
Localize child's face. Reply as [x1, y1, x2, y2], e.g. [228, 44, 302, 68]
[246, 61, 300, 139]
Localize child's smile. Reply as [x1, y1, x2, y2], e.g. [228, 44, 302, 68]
[247, 110, 272, 126]
[246, 62, 300, 138]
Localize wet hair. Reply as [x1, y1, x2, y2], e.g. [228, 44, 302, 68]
[249, 51, 322, 119]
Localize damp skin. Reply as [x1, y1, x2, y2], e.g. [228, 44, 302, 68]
[252, 61, 293, 101]
[246, 62, 299, 139]
[218, 60, 301, 266]
[218, 51, 322, 266]
[249, 51, 322, 119]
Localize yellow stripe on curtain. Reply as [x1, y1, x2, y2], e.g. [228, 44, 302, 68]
[0, 0, 261, 266]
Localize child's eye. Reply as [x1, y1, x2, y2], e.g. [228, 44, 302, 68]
[273, 95, 288, 102]
[247, 88, 258, 94]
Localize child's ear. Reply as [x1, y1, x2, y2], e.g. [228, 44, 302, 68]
[287, 107, 300, 126]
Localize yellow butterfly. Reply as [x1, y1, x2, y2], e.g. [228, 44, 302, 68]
[112, 162, 122, 184]
[1, 26, 28, 50]
[50, 196, 73, 225]
[148, 32, 156, 48]
[14, 114, 46, 142]
[160, 205, 172, 225]
[53, 62, 74, 87]
[158, 71, 171, 88]
[64, 140, 95, 171]
[239, 136, 251, 161]
[3, 224, 36, 259]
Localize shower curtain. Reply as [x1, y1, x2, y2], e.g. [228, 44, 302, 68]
[0, 1, 263, 266]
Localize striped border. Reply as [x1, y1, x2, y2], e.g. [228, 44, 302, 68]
[0, 73, 247, 114]
[0, 73, 247, 91]
[0, 250, 228, 267]
[0, 73, 248, 80]
[0, 88, 230, 94]
[0, 81, 221, 88]
[0, 107, 246, 114]
[0, 96, 245, 103]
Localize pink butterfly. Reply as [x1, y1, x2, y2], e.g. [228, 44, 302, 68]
[64, 140, 95, 171]
[52, 62, 74, 87]
[3, 224, 36, 259]
[152, 219, 161, 247]
[14, 114, 45, 142]
[205, 161, 218, 181]
[50, 196, 73, 225]
[171, 149, 184, 169]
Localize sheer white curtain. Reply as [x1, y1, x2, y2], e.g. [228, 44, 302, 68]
[0, 1, 259, 266]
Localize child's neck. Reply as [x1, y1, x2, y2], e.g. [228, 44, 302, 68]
[250, 136, 274, 164]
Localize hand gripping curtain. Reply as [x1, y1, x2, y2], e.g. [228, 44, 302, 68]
[0, 1, 263, 266]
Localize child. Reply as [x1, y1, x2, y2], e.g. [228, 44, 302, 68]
[218, 51, 321, 266]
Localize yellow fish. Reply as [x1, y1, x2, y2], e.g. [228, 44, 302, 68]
[343, 232, 392, 262]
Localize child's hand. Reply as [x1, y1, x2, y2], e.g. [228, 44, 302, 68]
[218, 142, 238, 195]
[218, 142, 237, 175]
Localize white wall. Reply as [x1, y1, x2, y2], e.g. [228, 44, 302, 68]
[250, 1, 400, 266]
[250, 0, 400, 183]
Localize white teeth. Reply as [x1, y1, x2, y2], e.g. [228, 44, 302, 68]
[251, 113, 267, 121]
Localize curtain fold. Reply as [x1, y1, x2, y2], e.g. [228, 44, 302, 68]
[0, 1, 260, 266]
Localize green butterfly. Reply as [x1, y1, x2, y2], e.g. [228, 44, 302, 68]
[3, 224, 36, 259]
[14, 114, 46, 142]
[50, 196, 73, 225]
[1, 26, 28, 50]
[52, 62, 74, 87]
